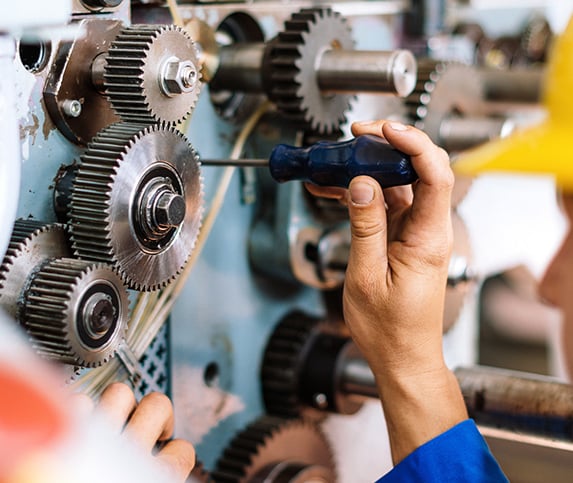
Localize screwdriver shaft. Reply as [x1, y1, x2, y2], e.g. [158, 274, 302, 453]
[200, 158, 268, 167]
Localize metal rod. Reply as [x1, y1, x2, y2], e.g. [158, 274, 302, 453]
[209, 43, 266, 93]
[439, 115, 515, 151]
[317, 49, 417, 97]
[200, 158, 268, 167]
[335, 351, 573, 441]
[480, 67, 544, 103]
[211, 44, 417, 97]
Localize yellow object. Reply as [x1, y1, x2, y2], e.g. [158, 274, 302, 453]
[453, 15, 573, 193]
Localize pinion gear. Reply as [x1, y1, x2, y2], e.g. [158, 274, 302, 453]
[69, 122, 203, 291]
[212, 416, 336, 483]
[267, 8, 354, 134]
[105, 24, 202, 126]
[22, 258, 129, 367]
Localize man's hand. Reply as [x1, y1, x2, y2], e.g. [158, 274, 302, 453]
[75, 383, 195, 481]
[307, 120, 467, 464]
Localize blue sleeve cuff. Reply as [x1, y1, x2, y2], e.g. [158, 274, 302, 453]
[376, 419, 508, 482]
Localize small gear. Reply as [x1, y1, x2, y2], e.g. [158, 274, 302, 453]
[212, 416, 336, 483]
[262, 311, 360, 419]
[69, 122, 203, 291]
[105, 24, 202, 125]
[0, 220, 71, 320]
[261, 311, 323, 418]
[267, 8, 354, 134]
[22, 258, 128, 367]
[404, 59, 483, 146]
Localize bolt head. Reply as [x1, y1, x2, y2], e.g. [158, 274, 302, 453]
[162, 59, 198, 96]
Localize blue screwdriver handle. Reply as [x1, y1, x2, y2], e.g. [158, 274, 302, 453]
[269, 134, 418, 189]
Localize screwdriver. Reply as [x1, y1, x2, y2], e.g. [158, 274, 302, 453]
[200, 134, 418, 189]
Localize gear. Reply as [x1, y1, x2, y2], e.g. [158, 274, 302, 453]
[261, 311, 323, 419]
[262, 311, 360, 419]
[22, 258, 128, 367]
[0, 220, 71, 320]
[267, 8, 354, 134]
[105, 24, 202, 126]
[212, 416, 336, 483]
[69, 122, 203, 291]
[404, 59, 483, 145]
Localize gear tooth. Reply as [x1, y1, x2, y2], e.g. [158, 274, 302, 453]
[21, 258, 128, 367]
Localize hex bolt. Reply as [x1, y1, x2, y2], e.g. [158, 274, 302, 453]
[160, 57, 199, 96]
[61, 99, 82, 118]
[155, 191, 186, 228]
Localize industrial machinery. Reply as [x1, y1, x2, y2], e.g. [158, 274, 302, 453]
[0, 1, 570, 482]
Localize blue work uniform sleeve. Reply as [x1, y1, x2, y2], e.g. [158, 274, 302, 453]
[376, 419, 508, 482]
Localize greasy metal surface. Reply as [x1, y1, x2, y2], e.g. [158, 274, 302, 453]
[43, 18, 123, 145]
[456, 366, 573, 440]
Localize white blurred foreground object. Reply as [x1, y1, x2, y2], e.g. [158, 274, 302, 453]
[0, 310, 175, 483]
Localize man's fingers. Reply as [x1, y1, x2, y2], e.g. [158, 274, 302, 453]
[346, 176, 388, 277]
[97, 382, 137, 432]
[381, 122, 454, 233]
[351, 120, 386, 138]
[155, 439, 196, 483]
[123, 392, 174, 452]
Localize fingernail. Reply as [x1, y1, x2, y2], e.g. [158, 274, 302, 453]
[389, 121, 408, 131]
[350, 181, 374, 205]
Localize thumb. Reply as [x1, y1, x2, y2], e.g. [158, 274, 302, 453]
[347, 176, 388, 271]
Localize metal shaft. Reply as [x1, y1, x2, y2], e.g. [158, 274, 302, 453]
[335, 347, 573, 440]
[317, 49, 417, 97]
[480, 67, 544, 103]
[200, 158, 268, 167]
[211, 44, 417, 97]
[209, 43, 266, 93]
[439, 115, 515, 152]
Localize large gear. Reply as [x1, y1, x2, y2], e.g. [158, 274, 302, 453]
[69, 122, 203, 291]
[0, 220, 71, 320]
[212, 416, 336, 483]
[104, 24, 202, 126]
[22, 258, 128, 367]
[267, 8, 354, 135]
[404, 59, 484, 145]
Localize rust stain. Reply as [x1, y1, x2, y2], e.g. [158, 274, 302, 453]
[41, 98, 55, 140]
[19, 113, 40, 144]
